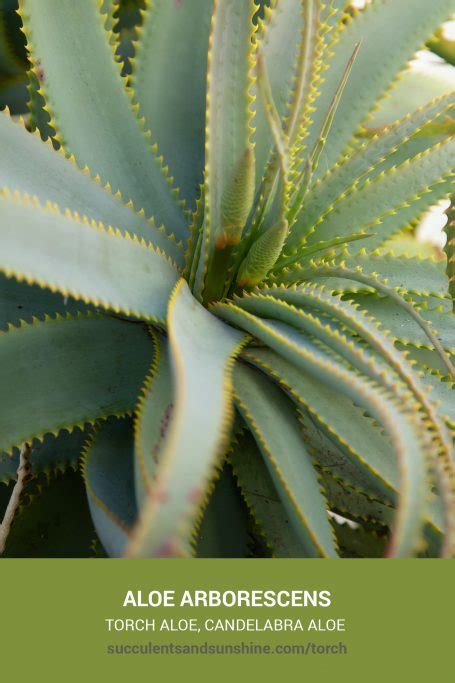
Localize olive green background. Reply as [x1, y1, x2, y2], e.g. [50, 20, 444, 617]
[0, 559, 452, 680]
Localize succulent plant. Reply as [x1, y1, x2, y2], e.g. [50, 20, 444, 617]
[0, 0, 454, 559]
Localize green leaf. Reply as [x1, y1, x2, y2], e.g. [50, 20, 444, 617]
[132, 0, 213, 207]
[127, 280, 247, 558]
[288, 93, 455, 241]
[20, 0, 188, 238]
[235, 290, 410, 397]
[252, 284, 455, 435]
[303, 0, 454, 177]
[234, 363, 338, 558]
[196, 465, 251, 558]
[0, 110, 183, 261]
[229, 429, 307, 557]
[243, 347, 444, 539]
[0, 273, 91, 330]
[366, 58, 455, 132]
[194, 0, 255, 299]
[418, 371, 455, 429]
[2, 470, 97, 558]
[318, 464, 442, 557]
[0, 189, 179, 323]
[285, 136, 455, 253]
[0, 427, 90, 486]
[82, 416, 137, 558]
[348, 294, 455, 353]
[243, 345, 398, 501]
[213, 301, 431, 556]
[394, 344, 455, 428]
[403, 344, 455, 377]
[134, 331, 173, 507]
[279, 251, 449, 299]
[284, 1, 322, 148]
[0, 313, 153, 453]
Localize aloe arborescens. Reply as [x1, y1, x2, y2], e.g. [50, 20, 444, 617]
[0, 0, 454, 558]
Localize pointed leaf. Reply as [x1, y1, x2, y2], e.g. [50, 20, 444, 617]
[285, 136, 455, 253]
[253, 0, 304, 182]
[288, 93, 455, 240]
[20, 0, 188, 237]
[303, 0, 454, 177]
[279, 251, 450, 299]
[349, 294, 455, 353]
[132, 0, 213, 207]
[367, 58, 455, 132]
[245, 346, 445, 538]
[0, 273, 90, 330]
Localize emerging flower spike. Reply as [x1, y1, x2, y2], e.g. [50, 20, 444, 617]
[237, 218, 289, 288]
[218, 147, 256, 248]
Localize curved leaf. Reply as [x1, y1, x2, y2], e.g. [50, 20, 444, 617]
[367, 58, 455, 131]
[278, 251, 449, 298]
[213, 301, 431, 556]
[234, 363, 338, 558]
[229, 428, 306, 557]
[243, 346, 398, 500]
[348, 294, 455, 353]
[134, 331, 173, 507]
[243, 346, 444, 539]
[253, 0, 304, 182]
[82, 416, 137, 558]
[127, 280, 247, 558]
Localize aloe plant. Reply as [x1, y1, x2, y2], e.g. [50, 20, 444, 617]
[0, 0, 454, 559]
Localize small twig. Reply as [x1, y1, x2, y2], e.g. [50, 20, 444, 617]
[0, 444, 32, 554]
